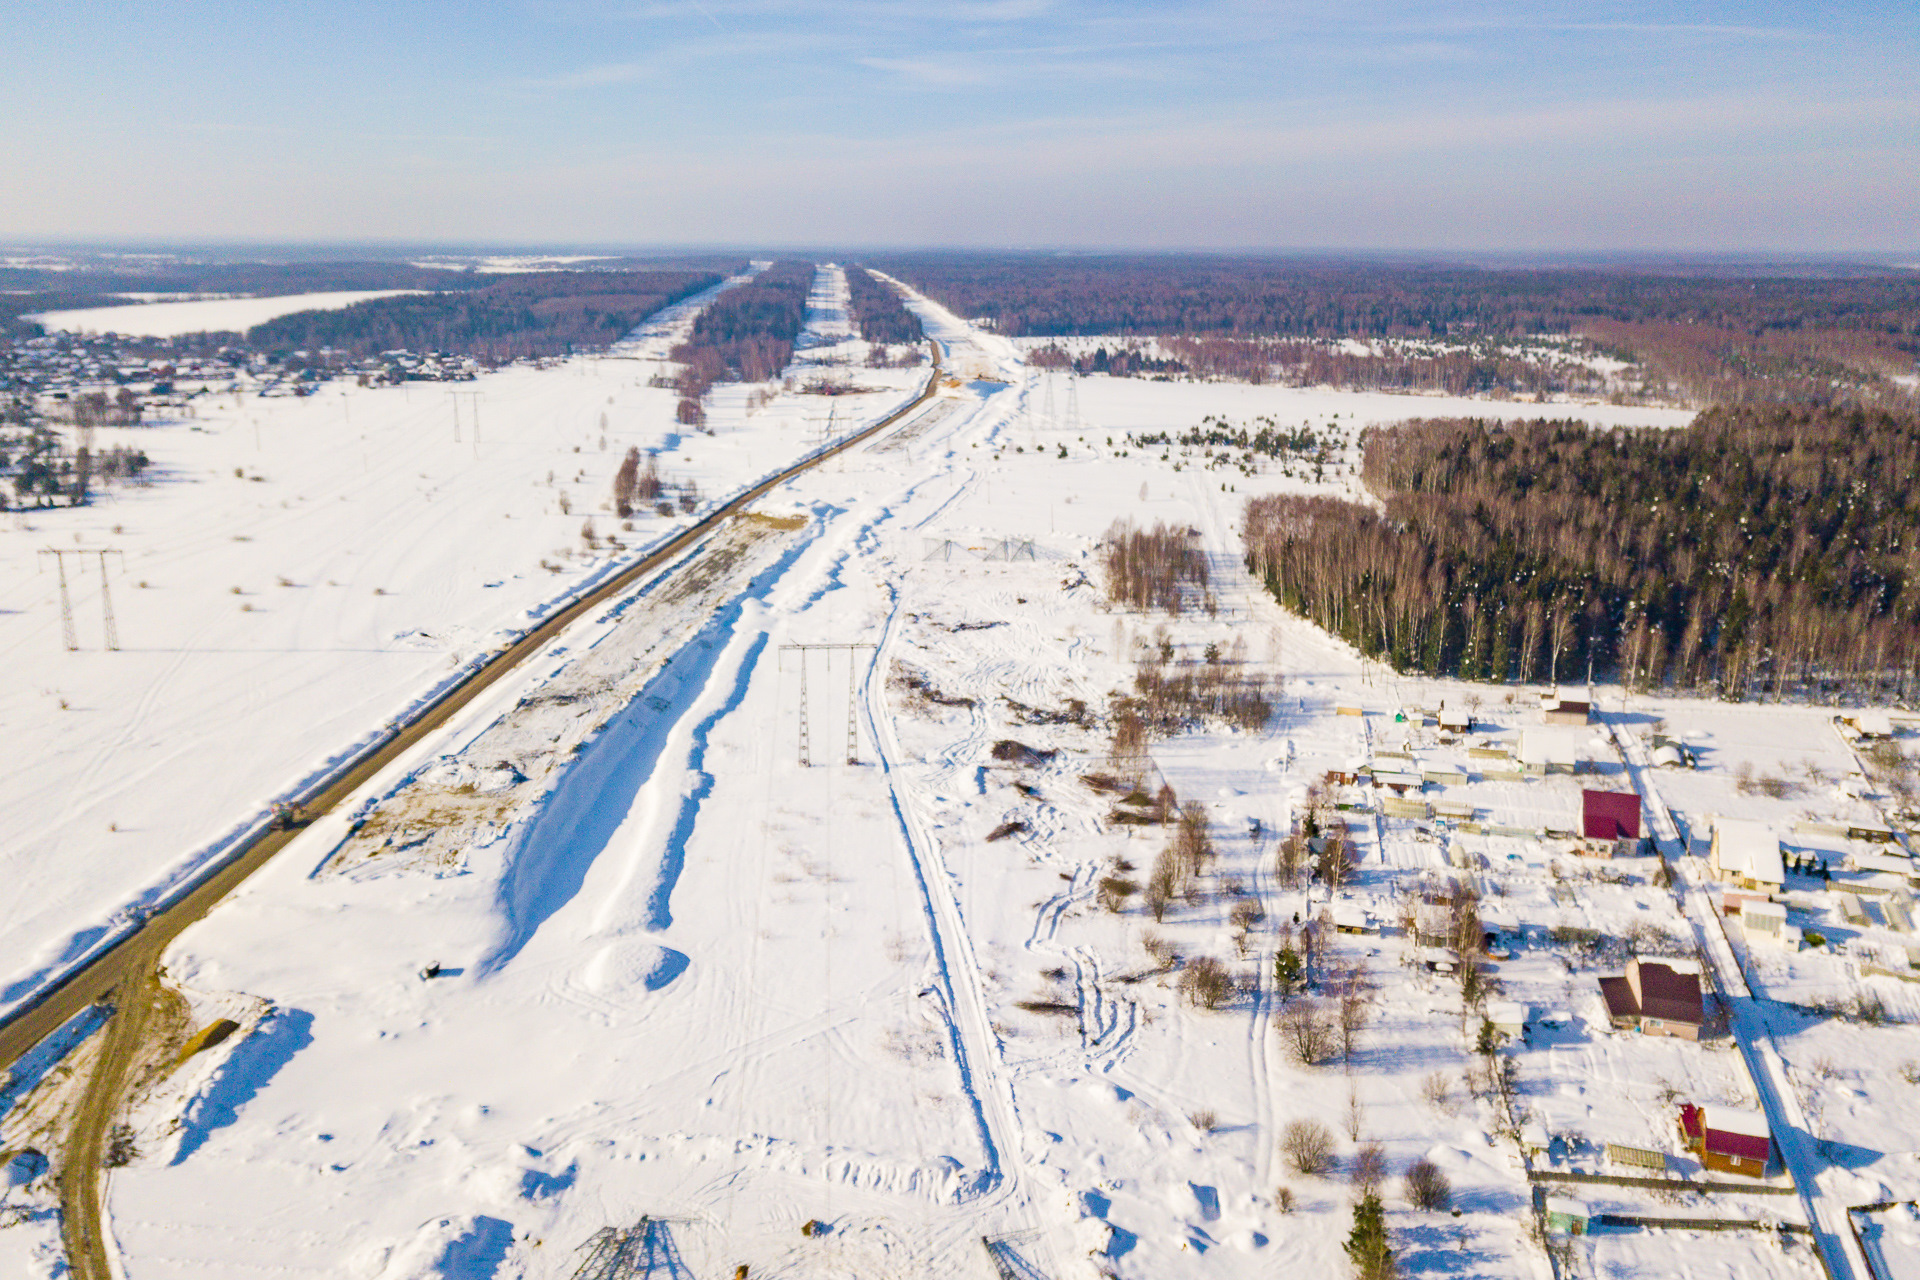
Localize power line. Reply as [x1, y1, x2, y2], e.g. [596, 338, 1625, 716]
[40, 549, 123, 651]
[780, 643, 877, 766]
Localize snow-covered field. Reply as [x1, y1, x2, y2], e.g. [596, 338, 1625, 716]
[29, 290, 429, 336]
[5, 274, 1917, 1279]
[0, 264, 925, 1019]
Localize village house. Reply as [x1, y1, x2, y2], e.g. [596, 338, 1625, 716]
[1519, 726, 1589, 776]
[1709, 818, 1786, 893]
[1539, 691, 1593, 726]
[1581, 788, 1643, 857]
[1678, 1104, 1772, 1178]
[1599, 957, 1704, 1040]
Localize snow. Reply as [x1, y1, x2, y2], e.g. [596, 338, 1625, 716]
[7, 270, 1920, 1280]
[28, 290, 429, 337]
[0, 263, 926, 1020]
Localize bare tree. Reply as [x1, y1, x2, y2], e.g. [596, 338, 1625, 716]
[611, 446, 641, 518]
[1315, 828, 1354, 891]
[1337, 972, 1373, 1065]
[1281, 1119, 1335, 1176]
[1350, 1141, 1387, 1194]
[1279, 1001, 1333, 1066]
[1276, 832, 1309, 888]
[1230, 896, 1264, 956]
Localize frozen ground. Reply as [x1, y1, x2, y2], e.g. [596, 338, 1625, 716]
[5, 279, 1915, 1280]
[0, 263, 924, 1021]
[28, 291, 431, 337]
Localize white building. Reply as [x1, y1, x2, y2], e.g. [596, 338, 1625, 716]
[1710, 817, 1785, 892]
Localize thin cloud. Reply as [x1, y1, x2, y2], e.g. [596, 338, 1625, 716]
[857, 56, 992, 87]
[521, 61, 652, 89]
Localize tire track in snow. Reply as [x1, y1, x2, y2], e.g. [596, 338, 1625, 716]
[866, 581, 1027, 1210]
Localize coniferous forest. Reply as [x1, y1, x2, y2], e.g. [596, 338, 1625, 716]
[1243, 406, 1920, 701]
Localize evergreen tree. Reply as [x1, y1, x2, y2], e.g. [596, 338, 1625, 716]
[1274, 945, 1304, 998]
[1344, 1191, 1396, 1280]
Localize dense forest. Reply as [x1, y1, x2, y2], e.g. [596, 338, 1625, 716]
[877, 255, 1920, 406]
[844, 267, 924, 346]
[2, 256, 743, 343]
[1030, 335, 1612, 398]
[1242, 406, 1920, 702]
[246, 270, 723, 362]
[669, 260, 814, 407]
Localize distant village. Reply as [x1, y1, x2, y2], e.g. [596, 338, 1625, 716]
[0, 329, 493, 506]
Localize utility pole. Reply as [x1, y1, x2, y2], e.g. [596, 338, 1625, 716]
[40, 549, 122, 650]
[93, 549, 123, 650]
[447, 389, 484, 444]
[780, 643, 878, 765]
[39, 549, 77, 651]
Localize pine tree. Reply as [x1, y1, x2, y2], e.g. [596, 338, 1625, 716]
[1344, 1191, 1395, 1280]
[1274, 945, 1304, 998]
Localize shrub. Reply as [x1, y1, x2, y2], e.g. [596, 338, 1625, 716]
[1179, 956, 1235, 1010]
[1282, 1119, 1335, 1176]
[1404, 1157, 1452, 1210]
[1096, 876, 1137, 912]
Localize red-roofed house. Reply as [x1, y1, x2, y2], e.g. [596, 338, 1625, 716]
[1582, 789, 1643, 857]
[1679, 1104, 1772, 1177]
[1598, 958, 1704, 1040]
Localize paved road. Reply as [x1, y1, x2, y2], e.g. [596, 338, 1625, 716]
[2, 339, 944, 1280]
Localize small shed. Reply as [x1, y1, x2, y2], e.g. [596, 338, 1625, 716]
[1651, 742, 1689, 768]
[1544, 1197, 1591, 1235]
[1438, 705, 1472, 734]
[1487, 1000, 1529, 1041]
[1543, 700, 1593, 726]
[1332, 903, 1377, 935]
[1741, 900, 1788, 943]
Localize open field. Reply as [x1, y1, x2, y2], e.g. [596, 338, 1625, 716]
[4, 270, 1918, 1280]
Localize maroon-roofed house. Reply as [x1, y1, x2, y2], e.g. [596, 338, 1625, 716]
[1599, 957, 1703, 1040]
[1679, 1103, 1772, 1177]
[1582, 789, 1643, 857]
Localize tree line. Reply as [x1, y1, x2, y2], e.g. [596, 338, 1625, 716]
[876, 254, 1920, 405]
[1243, 405, 1920, 701]
[247, 270, 724, 363]
[669, 261, 815, 411]
[845, 267, 924, 346]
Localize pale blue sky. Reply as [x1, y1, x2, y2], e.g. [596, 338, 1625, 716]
[2, 1, 1914, 251]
